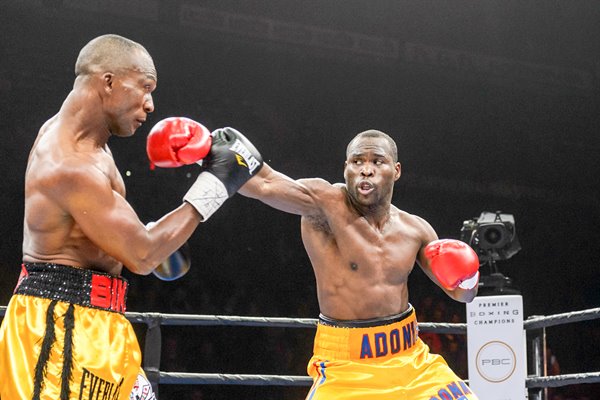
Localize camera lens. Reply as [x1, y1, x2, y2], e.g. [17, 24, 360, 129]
[484, 227, 503, 245]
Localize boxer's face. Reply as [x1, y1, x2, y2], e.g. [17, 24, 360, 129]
[344, 137, 401, 207]
[104, 51, 157, 137]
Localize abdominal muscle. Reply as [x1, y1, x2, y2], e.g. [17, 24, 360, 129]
[313, 264, 412, 321]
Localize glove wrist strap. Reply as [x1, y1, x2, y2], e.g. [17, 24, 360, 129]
[184, 172, 228, 221]
[458, 271, 480, 290]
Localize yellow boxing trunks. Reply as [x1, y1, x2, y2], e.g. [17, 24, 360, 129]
[0, 263, 146, 400]
[306, 305, 478, 400]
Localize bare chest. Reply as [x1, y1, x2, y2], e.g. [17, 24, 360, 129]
[109, 167, 126, 197]
[304, 212, 422, 279]
[93, 152, 126, 197]
[343, 225, 419, 277]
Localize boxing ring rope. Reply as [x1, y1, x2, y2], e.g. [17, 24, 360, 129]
[523, 307, 600, 399]
[1, 305, 599, 395]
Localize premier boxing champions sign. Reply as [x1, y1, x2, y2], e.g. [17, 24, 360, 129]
[466, 295, 527, 399]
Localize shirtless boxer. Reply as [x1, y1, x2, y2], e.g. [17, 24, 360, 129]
[241, 128, 480, 399]
[0, 35, 260, 400]
[156, 118, 480, 399]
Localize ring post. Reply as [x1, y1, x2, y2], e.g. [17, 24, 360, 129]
[528, 321, 547, 400]
[143, 313, 163, 395]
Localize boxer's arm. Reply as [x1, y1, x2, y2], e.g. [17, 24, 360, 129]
[238, 163, 327, 216]
[414, 216, 479, 303]
[51, 159, 201, 275]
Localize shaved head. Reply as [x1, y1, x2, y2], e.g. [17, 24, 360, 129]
[347, 130, 398, 162]
[75, 34, 154, 77]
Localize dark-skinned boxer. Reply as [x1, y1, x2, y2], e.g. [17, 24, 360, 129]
[0, 36, 261, 399]
[149, 118, 480, 400]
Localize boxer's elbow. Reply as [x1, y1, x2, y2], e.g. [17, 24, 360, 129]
[122, 247, 160, 276]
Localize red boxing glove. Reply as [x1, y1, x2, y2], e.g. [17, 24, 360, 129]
[424, 239, 480, 290]
[147, 117, 212, 168]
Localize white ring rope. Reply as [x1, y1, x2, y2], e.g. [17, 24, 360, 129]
[158, 372, 313, 386]
[125, 311, 465, 333]
[523, 307, 600, 330]
[126, 311, 318, 328]
[526, 372, 600, 388]
[152, 371, 600, 388]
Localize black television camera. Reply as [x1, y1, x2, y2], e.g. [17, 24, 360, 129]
[460, 211, 522, 295]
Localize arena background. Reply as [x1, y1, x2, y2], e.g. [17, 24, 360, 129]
[0, 1, 598, 399]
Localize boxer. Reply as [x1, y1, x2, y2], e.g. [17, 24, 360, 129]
[0, 35, 261, 400]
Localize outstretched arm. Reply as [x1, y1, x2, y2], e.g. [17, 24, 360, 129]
[239, 163, 328, 217]
[146, 120, 329, 218]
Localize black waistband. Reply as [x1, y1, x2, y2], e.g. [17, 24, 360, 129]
[319, 305, 414, 328]
[15, 263, 128, 313]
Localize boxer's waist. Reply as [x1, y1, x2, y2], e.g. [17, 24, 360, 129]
[15, 262, 128, 313]
[313, 306, 419, 361]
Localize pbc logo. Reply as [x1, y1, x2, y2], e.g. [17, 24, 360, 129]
[476, 341, 517, 383]
[229, 139, 260, 175]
